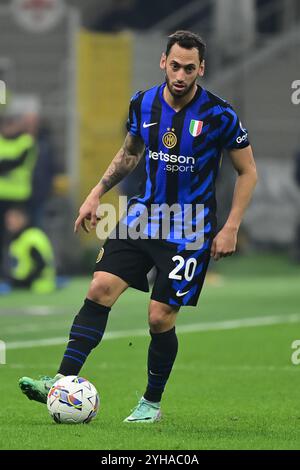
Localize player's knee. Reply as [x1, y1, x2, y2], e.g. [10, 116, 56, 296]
[87, 274, 115, 306]
[148, 303, 178, 333]
[148, 311, 165, 331]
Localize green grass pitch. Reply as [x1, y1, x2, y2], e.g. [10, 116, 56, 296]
[1, 254, 300, 450]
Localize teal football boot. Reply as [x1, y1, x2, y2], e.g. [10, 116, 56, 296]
[123, 397, 162, 423]
[19, 374, 64, 404]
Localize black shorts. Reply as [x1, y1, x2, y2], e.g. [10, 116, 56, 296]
[94, 233, 212, 307]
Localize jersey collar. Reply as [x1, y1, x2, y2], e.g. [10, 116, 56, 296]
[159, 83, 203, 114]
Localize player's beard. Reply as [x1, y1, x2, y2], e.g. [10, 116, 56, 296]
[165, 74, 198, 99]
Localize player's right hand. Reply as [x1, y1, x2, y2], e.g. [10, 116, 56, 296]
[74, 194, 100, 234]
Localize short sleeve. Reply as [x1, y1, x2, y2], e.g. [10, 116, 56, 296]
[126, 91, 142, 137]
[220, 105, 250, 150]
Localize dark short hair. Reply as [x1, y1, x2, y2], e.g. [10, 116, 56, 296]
[166, 30, 206, 62]
[7, 204, 29, 217]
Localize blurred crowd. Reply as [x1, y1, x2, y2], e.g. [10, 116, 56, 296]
[0, 95, 57, 293]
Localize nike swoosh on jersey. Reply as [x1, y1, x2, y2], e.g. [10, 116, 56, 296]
[143, 121, 157, 128]
[176, 290, 190, 297]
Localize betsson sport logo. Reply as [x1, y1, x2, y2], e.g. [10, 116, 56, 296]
[149, 150, 195, 173]
[148, 126, 195, 172]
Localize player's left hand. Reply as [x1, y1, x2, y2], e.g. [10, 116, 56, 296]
[210, 226, 238, 261]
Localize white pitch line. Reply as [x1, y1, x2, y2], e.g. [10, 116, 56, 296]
[5, 313, 300, 351]
[0, 306, 63, 316]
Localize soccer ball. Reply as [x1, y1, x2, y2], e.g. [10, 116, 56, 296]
[47, 375, 99, 424]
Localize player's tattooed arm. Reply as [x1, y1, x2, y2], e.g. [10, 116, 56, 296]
[99, 133, 145, 194]
[74, 133, 144, 233]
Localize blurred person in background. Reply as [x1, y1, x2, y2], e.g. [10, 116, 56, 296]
[0, 103, 37, 276]
[23, 113, 57, 229]
[1, 206, 56, 294]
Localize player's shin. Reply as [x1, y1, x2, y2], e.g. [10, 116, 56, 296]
[57, 298, 110, 376]
[143, 327, 178, 403]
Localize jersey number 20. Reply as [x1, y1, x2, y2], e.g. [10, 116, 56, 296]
[169, 255, 197, 281]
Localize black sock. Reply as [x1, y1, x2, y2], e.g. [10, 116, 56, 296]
[144, 327, 178, 403]
[58, 298, 110, 376]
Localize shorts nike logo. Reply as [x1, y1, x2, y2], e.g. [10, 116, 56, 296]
[143, 122, 157, 128]
[176, 290, 190, 297]
[149, 370, 162, 376]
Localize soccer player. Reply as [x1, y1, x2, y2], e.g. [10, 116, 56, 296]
[19, 31, 257, 422]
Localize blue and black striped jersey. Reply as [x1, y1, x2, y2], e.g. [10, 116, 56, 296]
[125, 83, 250, 240]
